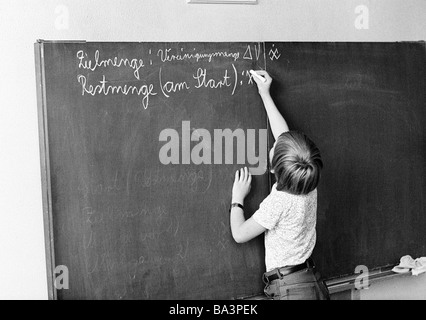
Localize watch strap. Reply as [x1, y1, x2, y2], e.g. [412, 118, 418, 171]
[229, 203, 244, 212]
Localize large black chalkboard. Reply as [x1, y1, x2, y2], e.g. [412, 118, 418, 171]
[36, 41, 426, 299]
[35, 42, 270, 299]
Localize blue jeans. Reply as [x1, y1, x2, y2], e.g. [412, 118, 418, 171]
[263, 264, 330, 300]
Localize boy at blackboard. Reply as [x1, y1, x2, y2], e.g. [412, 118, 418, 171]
[229, 71, 329, 300]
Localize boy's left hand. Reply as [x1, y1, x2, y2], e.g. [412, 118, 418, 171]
[232, 167, 252, 204]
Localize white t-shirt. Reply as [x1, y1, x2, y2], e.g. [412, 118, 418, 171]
[252, 183, 317, 272]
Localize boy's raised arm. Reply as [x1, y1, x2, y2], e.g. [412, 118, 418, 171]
[252, 70, 289, 140]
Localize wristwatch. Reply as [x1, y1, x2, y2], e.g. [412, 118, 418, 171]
[229, 203, 244, 213]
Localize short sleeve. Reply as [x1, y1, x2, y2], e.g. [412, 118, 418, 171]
[252, 192, 286, 230]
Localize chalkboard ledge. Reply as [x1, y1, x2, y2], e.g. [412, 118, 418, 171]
[325, 265, 415, 294]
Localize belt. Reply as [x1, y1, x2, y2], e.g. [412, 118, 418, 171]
[264, 258, 314, 282]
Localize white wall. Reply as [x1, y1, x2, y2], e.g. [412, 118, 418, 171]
[0, 0, 425, 300]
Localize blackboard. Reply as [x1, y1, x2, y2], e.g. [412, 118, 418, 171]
[35, 41, 426, 300]
[35, 41, 270, 300]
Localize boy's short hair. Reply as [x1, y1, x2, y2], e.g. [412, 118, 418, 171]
[271, 131, 323, 195]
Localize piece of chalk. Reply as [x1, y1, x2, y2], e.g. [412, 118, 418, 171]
[250, 70, 267, 83]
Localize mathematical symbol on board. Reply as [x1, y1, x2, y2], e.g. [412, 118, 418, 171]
[243, 45, 253, 60]
[268, 45, 281, 61]
[245, 70, 254, 84]
[254, 42, 262, 61]
[217, 241, 227, 251]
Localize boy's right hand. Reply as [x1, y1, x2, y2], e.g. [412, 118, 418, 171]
[252, 70, 272, 97]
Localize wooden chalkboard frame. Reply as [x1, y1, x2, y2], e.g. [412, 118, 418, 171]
[35, 40, 57, 300]
[35, 40, 90, 299]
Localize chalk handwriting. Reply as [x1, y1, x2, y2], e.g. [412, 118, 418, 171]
[77, 74, 157, 109]
[78, 170, 121, 197]
[268, 44, 282, 61]
[193, 68, 232, 90]
[157, 47, 240, 63]
[82, 204, 169, 225]
[243, 45, 253, 60]
[77, 50, 145, 80]
[75, 44, 269, 108]
[132, 166, 213, 193]
[159, 67, 191, 98]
